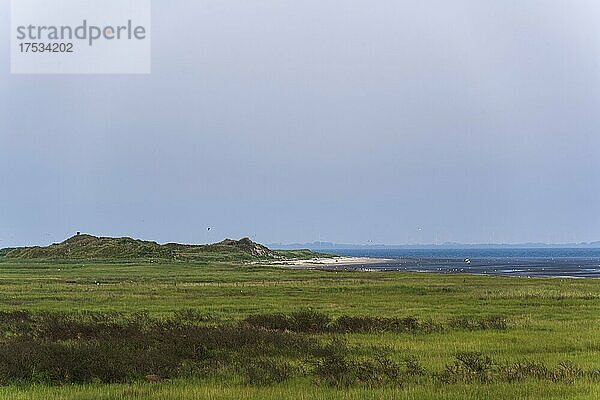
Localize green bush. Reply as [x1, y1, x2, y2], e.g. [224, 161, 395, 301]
[552, 361, 583, 383]
[243, 359, 296, 386]
[500, 360, 549, 382]
[448, 315, 508, 331]
[314, 339, 401, 388]
[404, 355, 427, 376]
[441, 352, 494, 383]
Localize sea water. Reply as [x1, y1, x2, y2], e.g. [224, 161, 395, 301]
[327, 248, 600, 278]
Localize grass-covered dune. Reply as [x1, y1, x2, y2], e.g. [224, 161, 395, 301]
[0, 240, 598, 399]
[3, 234, 319, 262]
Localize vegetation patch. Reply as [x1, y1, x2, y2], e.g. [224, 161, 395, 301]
[242, 311, 508, 334]
[0, 311, 593, 388]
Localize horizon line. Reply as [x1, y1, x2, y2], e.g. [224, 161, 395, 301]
[268, 240, 600, 248]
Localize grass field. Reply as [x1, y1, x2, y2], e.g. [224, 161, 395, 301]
[0, 257, 598, 399]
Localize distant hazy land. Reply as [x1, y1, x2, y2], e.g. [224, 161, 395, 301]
[270, 241, 600, 250]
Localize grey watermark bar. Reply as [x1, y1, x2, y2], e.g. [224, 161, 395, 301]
[11, 0, 151, 74]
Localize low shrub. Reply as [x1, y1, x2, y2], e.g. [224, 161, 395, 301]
[441, 352, 494, 383]
[447, 315, 508, 331]
[404, 355, 427, 376]
[314, 339, 401, 387]
[243, 310, 331, 333]
[242, 359, 296, 386]
[499, 360, 549, 382]
[243, 312, 506, 334]
[290, 310, 331, 333]
[552, 361, 584, 383]
[243, 313, 291, 331]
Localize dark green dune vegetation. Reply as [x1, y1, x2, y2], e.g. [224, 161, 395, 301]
[0, 235, 598, 399]
[4, 234, 297, 262]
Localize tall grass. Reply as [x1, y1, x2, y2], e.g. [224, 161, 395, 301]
[1, 380, 599, 400]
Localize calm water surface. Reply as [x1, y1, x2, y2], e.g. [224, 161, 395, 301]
[326, 248, 600, 278]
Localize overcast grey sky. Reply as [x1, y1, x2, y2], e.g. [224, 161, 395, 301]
[1, 0, 599, 247]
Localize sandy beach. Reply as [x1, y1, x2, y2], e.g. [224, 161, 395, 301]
[268, 256, 396, 269]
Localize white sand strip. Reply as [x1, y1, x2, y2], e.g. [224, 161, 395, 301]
[268, 257, 396, 268]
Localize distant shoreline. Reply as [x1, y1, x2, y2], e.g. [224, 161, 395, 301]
[270, 243, 600, 251]
[269, 256, 397, 269]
